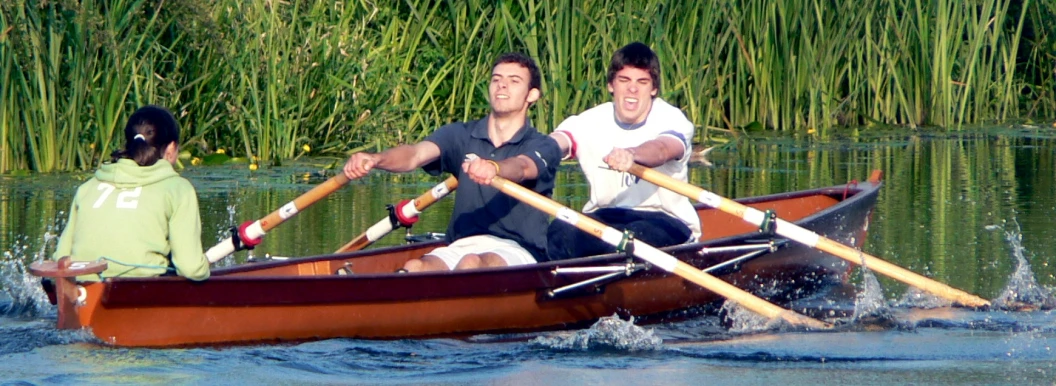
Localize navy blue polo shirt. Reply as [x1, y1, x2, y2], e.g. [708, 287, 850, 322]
[422, 117, 561, 260]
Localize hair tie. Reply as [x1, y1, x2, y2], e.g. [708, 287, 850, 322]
[133, 134, 146, 142]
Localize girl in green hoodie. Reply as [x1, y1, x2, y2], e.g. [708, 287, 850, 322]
[53, 105, 211, 281]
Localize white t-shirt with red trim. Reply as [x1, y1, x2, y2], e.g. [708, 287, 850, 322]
[553, 98, 701, 240]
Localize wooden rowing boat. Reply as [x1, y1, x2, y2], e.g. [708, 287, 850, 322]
[31, 171, 883, 347]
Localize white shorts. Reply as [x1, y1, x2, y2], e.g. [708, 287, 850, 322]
[425, 234, 537, 269]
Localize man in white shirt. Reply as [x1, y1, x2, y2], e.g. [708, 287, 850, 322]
[546, 42, 700, 261]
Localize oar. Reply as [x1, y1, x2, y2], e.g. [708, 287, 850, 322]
[489, 176, 831, 330]
[334, 176, 458, 253]
[205, 174, 351, 262]
[627, 164, 991, 308]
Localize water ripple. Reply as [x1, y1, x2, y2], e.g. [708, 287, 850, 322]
[0, 320, 97, 356]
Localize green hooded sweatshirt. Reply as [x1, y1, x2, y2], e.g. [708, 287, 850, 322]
[53, 159, 210, 281]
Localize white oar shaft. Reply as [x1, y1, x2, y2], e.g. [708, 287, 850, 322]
[629, 165, 990, 308]
[335, 177, 458, 253]
[493, 177, 830, 330]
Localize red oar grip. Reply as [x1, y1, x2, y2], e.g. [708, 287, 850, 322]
[394, 199, 419, 227]
[238, 220, 263, 248]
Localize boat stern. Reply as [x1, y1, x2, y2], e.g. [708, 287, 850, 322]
[29, 257, 107, 330]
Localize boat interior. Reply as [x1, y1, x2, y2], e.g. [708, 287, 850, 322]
[211, 187, 854, 279]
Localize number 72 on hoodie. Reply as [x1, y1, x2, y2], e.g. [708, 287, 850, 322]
[93, 183, 142, 209]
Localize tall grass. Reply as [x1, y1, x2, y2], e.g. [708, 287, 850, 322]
[1, 0, 1054, 173]
[1, 0, 182, 172]
[1, 10, 21, 172]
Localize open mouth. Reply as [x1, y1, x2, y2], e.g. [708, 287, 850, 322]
[622, 97, 639, 109]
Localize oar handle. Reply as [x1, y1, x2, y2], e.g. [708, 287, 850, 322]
[490, 176, 830, 330]
[206, 174, 351, 262]
[335, 176, 458, 253]
[627, 164, 991, 308]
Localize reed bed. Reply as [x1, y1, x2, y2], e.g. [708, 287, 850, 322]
[1, 0, 1053, 173]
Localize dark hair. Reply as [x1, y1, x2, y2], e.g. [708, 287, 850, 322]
[606, 42, 661, 95]
[110, 105, 180, 166]
[492, 52, 542, 94]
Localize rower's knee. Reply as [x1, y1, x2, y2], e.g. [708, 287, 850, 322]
[454, 254, 483, 270]
[404, 255, 452, 272]
[402, 258, 424, 272]
[455, 253, 507, 270]
[478, 252, 508, 268]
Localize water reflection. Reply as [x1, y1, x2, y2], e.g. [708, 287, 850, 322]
[2, 131, 1056, 384]
[1, 131, 1055, 301]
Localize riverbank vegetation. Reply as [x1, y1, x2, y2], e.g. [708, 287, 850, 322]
[1, 0, 1053, 173]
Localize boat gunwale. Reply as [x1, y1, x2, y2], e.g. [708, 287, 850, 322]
[92, 179, 882, 308]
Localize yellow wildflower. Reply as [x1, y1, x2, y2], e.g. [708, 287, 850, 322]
[216, 148, 226, 154]
[249, 163, 258, 171]
[302, 144, 311, 153]
[191, 157, 202, 166]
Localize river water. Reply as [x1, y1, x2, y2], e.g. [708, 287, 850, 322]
[1, 129, 1054, 384]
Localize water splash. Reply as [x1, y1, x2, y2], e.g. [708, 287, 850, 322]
[844, 269, 903, 330]
[720, 301, 783, 333]
[991, 220, 1056, 311]
[852, 270, 889, 318]
[531, 314, 663, 351]
[894, 287, 953, 309]
[1, 213, 64, 318]
[1, 238, 54, 318]
[212, 204, 240, 267]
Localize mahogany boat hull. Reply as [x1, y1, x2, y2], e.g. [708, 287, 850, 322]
[39, 174, 882, 347]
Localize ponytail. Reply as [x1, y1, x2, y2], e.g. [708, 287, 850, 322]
[111, 106, 180, 166]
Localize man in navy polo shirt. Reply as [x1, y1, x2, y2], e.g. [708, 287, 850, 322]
[342, 52, 561, 272]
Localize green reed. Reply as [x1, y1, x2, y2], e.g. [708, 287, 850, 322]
[1, 0, 1054, 173]
[1, 11, 19, 172]
[1, 0, 180, 172]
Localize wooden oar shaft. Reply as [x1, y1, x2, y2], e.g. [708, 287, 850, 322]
[336, 233, 372, 254]
[206, 174, 351, 262]
[628, 164, 991, 308]
[259, 174, 350, 232]
[335, 176, 458, 253]
[490, 176, 830, 330]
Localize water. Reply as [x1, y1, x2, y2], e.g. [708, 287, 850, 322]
[0, 314, 1052, 384]
[2, 130, 1056, 384]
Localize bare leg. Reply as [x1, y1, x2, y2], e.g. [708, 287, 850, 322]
[454, 252, 508, 270]
[403, 255, 452, 272]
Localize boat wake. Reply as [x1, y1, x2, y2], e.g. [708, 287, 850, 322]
[531, 314, 663, 351]
[210, 338, 541, 381]
[0, 321, 97, 356]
